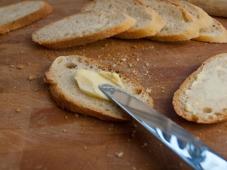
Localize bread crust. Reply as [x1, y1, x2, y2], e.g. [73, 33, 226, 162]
[148, 22, 199, 41]
[45, 56, 154, 121]
[0, 1, 53, 34]
[32, 13, 135, 49]
[173, 53, 227, 124]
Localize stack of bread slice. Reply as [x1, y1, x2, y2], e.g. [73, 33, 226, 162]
[32, 0, 227, 49]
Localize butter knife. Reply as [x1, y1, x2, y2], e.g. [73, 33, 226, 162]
[99, 84, 227, 170]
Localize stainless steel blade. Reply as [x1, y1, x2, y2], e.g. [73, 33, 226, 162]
[99, 84, 227, 170]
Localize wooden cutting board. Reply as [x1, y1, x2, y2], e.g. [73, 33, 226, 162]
[0, 0, 227, 169]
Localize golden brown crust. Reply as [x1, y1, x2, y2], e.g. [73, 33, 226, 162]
[32, 14, 136, 49]
[44, 55, 154, 121]
[148, 23, 199, 41]
[0, 1, 53, 34]
[173, 53, 227, 124]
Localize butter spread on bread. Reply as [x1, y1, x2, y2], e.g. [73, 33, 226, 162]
[45, 55, 153, 121]
[75, 69, 124, 100]
[185, 63, 227, 115]
[173, 53, 227, 124]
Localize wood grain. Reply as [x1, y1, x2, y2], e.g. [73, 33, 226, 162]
[0, 0, 227, 170]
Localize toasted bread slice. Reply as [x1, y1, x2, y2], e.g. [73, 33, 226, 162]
[141, 0, 200, 41]
[82, 0, 165, 39]
[45, 55, 154, 121]
[194, 19, 227, 43]
[0, 1, 52, 34]
[32, 11, 135, 48]
[173, 53, 227, 124]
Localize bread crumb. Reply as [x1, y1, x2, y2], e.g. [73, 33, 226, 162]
[161, 86, 165, 93]
[15, 108, 21, 113]
[145, 63, 150, 67]
[131, 129, 136, 138]
[121, 58, 127, 62]
[142, 142, 148, 147]
[34, 88, 39, 92]
[132, 166, 137, 170]
[84, 145, 88, 150]
[115, 152, 124, 158]
[128, 63, 133, 68]
[62, 129, 67, 133]
[28, 75, 37, 81]
[64, 115, 68, 120]
[9, 64, 15, 68]
[16, 64, 25, 70]
[74, 114, 79, 118]
[131, 45, 137, 49]
[132, 70, 137, 74]
[136, 58, 140, 62]
[146, 88, 152, 94]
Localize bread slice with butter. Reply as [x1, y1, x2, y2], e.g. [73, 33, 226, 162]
[0, 1, 52, 34]
[173, 53, 227, 124]
[32, 11, 135, 49]
[45, 55, 154, 121]
[82, 0, 165, 39]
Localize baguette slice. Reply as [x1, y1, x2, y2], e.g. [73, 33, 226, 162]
[82, 0, 165, 39]
[168, 0, 213, 29]
[194, 19, 227, 43]
[0, 1, 52, 34]
[167, 0, 227, 43]
[45, 55, 154, 121]
[32, 11, 135, 48]
[141, 0, 200, 41]
[173, 53, 227, 124]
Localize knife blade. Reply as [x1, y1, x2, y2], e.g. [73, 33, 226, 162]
[99, 84, 227, 170]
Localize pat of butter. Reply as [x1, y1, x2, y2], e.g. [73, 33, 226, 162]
[75, 69, 124, 100]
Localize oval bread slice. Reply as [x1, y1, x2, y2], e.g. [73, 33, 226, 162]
[82, 0, 165, 39]
[32, 11, 136, 49]
[45, 55, 154, 121]
[168, 0, 213, 29]
[173, 53, 227, 124]
[167, 0, 227, 43]
[142, 0, 200, 41]
[0, 1, 52, 34]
